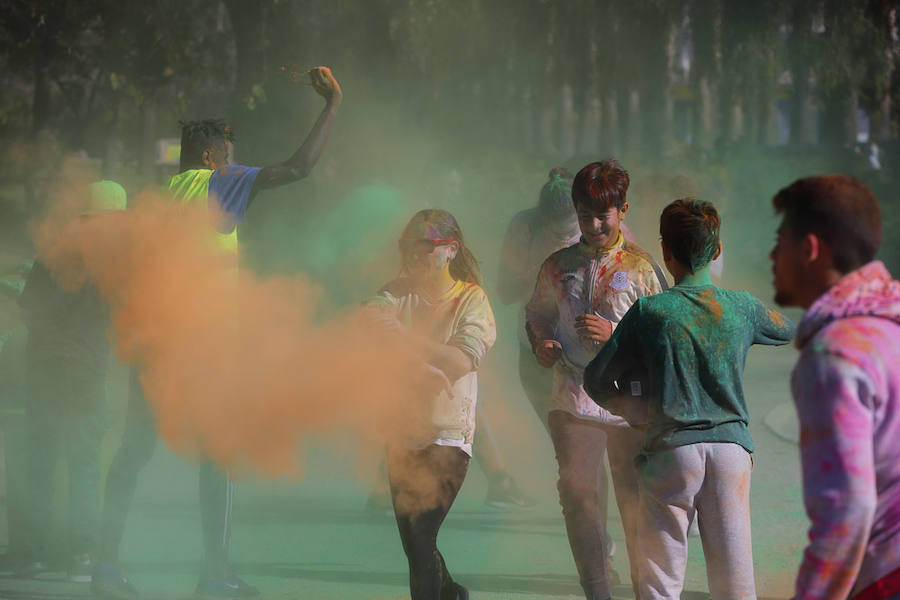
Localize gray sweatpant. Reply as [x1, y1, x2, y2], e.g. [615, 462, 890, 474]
[637, 442, 755, 600]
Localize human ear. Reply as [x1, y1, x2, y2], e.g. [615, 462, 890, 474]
[449, 240, 460, 260]
[713, 241, 723, 260]
[619, 201, 629, 218]
[802, 233, 821, 264]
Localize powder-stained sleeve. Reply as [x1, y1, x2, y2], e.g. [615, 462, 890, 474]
[638, 259, 664, 297]
[208, 165, 262, 233]
[446, 286, 496, 370]
[525, 258, 558, 350]
[792, 352, 877, 600]
[622, 242, 668, 294]
[753, 297, 795, 345]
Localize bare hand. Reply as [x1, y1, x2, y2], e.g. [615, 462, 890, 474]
[308, 66, 342, 104]
[417, 363, 453, 397]
[575, 313, 613, 343]
[536, 340, 563, 368]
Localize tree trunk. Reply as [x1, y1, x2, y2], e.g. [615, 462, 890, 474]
[627, 89, 642, 157]
[522, 86, 536, 154]
[580, 90, 602, 156]
[604, 91, 620, 157]
[137, 91, 157, 178]
[27, 51, 52, 216]
[690, 0, 721, 151]
[821, 91, 857, 146]
[102, 98, 124, 180]
[693, 77, 717, 149]
[788, 0, 816, 145]
[789, 69, 814, 145]
[223, 0, 268, 157]
[560, 83, 576, 157]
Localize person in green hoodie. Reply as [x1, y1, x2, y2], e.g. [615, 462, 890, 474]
[584, 198, 794, 600]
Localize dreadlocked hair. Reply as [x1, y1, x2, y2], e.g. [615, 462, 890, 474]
[402, 209, 482, 285]
[178, 118, 234, 170]
[659, 198, 721, 273]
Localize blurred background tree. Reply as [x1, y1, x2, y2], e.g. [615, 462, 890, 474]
[0, 0, 898, 280]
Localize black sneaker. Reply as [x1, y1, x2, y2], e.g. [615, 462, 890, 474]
[195, 573, 260, 599]
[68, 553, 92, 583]
[91, 562, 139, 600]
[15, 560, 52, 579]
[484, 475, 537, 509]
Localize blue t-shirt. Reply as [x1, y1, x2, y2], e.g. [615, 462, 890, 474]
[208, 165, 261, 233]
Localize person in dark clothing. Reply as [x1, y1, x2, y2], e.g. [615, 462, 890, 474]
[17, 180, 126, 583]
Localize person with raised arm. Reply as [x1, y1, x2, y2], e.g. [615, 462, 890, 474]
[92, 67, 341, 600]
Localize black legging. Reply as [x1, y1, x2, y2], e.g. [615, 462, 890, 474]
[387, 444, 469, 600]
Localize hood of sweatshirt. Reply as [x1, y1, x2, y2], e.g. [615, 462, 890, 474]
[796, 261, 900, 349]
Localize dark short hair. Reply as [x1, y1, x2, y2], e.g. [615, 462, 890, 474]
[660, 198, 721, 273]
[178, 119, 234, 170]
[572, 160, 629, 212]
[772, 175, 881, 274]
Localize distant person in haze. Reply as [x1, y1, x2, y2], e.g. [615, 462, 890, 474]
[585, 198, 794, 600]
[769, 176, 900, 600]
[16, 181, 126, 583]
[92, 66, 341, 600]
[525, 160, 664, 600]
[366, 209, 496, 600]
[499, 167, 581, 431]
[436, 167, 536, 510]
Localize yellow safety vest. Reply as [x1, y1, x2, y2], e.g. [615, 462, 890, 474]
[166, 169, 239, 255]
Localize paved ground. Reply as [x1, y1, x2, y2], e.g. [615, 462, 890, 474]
[0, 334, 809, 600]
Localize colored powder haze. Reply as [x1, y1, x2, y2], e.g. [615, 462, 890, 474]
[32, 159, 444, 483]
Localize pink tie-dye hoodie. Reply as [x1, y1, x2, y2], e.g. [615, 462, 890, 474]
[792, 261, 900, 600]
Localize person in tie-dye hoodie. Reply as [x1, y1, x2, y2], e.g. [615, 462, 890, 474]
[525, 160, 664, 600]
[770, 175, 900, 600]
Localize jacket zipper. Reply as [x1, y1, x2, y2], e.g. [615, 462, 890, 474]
[586, 247, 600, 311]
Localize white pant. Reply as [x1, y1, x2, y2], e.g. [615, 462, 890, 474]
[637, 442, 755, 600]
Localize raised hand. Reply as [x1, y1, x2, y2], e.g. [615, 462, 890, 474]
[308, 66, 342, 104]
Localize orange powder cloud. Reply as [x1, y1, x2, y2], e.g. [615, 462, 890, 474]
[32, 177, 436, 480]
